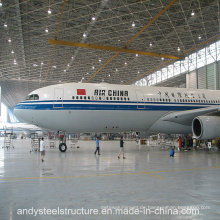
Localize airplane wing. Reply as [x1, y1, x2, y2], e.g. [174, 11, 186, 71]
[161, 106, 220, 126]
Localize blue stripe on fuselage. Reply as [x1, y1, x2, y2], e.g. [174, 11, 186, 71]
[14, 102, 208, 111]
[20, 99, 216, 106]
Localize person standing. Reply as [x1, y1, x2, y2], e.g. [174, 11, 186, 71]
[178, 136, 182, 151]
[118, 136, 125, 159]
[94, 137, 100, 155]
[169, 147, 175, 157]
[40, 137, 45, 162]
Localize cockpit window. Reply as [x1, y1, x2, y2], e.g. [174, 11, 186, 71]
[26, 94, 39, 100]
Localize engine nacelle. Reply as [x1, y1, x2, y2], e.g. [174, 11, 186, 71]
[192, 116, 220, 140]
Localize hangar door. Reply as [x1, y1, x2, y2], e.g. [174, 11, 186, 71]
[53, 88, 64, 108]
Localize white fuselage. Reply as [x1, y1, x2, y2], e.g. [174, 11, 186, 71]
[14, 82, 220, 135]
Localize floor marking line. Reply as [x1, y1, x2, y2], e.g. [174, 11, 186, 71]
[0, 166, 219, 181]
[0, 172, 141, 181]
[141, 171, 163, 180]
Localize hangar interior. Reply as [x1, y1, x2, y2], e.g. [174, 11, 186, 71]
[0, 0, 220, 219]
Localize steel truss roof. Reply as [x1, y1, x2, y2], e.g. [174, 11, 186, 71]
[0, 0, 219, 108]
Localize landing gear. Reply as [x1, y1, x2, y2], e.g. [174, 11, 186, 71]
[58, 131, 68, 152]
[59, 143, 67, 152]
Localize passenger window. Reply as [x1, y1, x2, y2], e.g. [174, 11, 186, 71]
[124, 97, 126, 101]
[80, 96, 82, 100]
[76, 96, 79, 99]
[72, 96, 74, 100]
[121, 97, 123, 101]
[113, 97, 116, 100]
[110, 97, 112, 100]
[128, 98, 130, 101]
[84, 96, 86, 100]
[88, 96, 90, 100]
[99, 97, 101, 100]
[106, 97, 109, 100]
[117, 97, 119, 100]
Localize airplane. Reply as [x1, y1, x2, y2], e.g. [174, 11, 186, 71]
[0, 122, 43, 137]
[14, 82, 220, 152]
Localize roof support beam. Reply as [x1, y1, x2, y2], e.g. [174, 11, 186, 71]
[85, 0, 177, 83]
[48, 39, 179, 60]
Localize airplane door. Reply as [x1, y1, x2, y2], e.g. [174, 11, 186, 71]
[136, 91, 145, 109]
[53, 88, 64, 108]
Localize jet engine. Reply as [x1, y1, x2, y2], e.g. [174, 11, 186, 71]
[192, 116, 220, 139]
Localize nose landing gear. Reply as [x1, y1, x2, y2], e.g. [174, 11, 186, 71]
[58, 132, 67, 152]
[59, 142, 67, 152]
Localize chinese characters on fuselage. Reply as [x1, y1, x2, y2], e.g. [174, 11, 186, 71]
[158, 91, 206, 99]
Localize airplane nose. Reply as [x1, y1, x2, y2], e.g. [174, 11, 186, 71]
[14, 103, 26, 122]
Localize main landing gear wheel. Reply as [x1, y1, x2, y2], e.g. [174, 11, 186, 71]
[59, 143, 67, 152]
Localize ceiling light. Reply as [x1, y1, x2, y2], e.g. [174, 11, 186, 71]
[92, 16, 96, 21]
[102, 79, 104, 82]
[45, 28, 48, 33]
[198, 35, 201, 40]
[92, 66, 95, 70]
[8, 38, 11, 43]
[52, 65, 56, 68]
[59, 80, 61, 83]
[161, 57, 164, 61]
[4, 23, 7, 28]
[11, 50, 14, 54]
[116, 68, 118, 72]
[71, 56, 74, 59]
[82, 77, 85, 80]
[0, 2, 2, 7]
[99, 59, 101, 62]
[118, 39, 120, 42]
[136, 54, 138, 57]
[86, 72, 89, 75]
[125, 62, 127, 65]
[33, 64, 38, 67]
[13, 59, 17, 64]
[108, 74, 111, 77]
[132, 22, 135, 27]
[121, 81, 124, 83]
[149, 42, 152, 47]
[83, 33, 87, 38]
[67, 64, 70, 67]
[138, 71, 140, 74]
[177, 47, 180, 51]
[191, 11, 195, 16]
[64, 70, 66, 72]
[41, 62, 44, 65]
[48, 8, 52, 14]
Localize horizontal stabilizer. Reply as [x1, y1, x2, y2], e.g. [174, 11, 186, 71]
[162, 106, 220, 125]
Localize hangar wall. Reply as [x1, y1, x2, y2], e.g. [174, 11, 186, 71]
[136, 40, 220, 89]
[186, 61, 220, 90]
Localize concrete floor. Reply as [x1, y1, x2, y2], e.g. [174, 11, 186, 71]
[0, 138, 220, 220]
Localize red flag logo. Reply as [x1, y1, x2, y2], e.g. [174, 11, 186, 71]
[77, 89, 86, 95]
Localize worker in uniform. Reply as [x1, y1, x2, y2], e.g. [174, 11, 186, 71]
[178, 136, 182, 150]
[94, 137, 100, 155]
[40, 137, 45, 162]
[118, 136, 125, 159]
